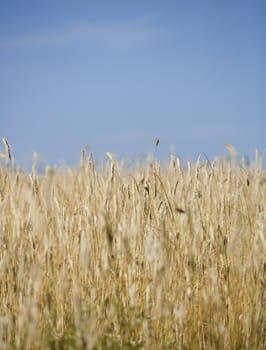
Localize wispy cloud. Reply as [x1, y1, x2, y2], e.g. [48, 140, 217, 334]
[0, 17, 164, 51]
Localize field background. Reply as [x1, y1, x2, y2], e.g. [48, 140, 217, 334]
[0, 141, 265, 349]
[1, 2, 265, 348]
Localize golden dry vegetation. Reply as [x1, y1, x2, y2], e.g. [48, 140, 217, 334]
[0, 139, 265, 349]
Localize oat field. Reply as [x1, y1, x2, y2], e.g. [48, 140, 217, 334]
[0, 140, 265, 349]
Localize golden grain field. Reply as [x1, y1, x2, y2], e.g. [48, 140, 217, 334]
[0, 140, 265, 349]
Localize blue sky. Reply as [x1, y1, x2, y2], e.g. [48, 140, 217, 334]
[0, 0, 265, 168]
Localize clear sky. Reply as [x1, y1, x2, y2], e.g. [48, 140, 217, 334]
[0, 0, 265, 168]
